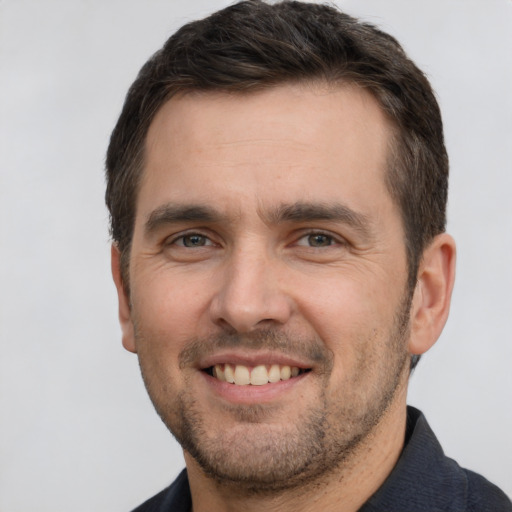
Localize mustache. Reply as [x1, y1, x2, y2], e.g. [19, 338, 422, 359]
[179, 329, 334, 371]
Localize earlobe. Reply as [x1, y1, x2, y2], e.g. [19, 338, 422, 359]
[111, 244, 137, 353]
[408, 233, 456, 356]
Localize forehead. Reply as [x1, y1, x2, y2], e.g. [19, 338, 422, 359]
[139, 83, 395, 221]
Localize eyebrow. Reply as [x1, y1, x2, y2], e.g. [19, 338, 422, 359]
[144, 200, 373, 238]
[263, 202, 373, 237]
[144, 203, 225, 235]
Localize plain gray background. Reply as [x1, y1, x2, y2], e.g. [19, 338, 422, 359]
[1, 1, 511, 510]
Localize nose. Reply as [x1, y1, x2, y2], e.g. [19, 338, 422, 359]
[209, 246, 293, 333]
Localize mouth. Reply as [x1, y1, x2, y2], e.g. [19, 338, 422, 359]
[203, 363, 311, 386]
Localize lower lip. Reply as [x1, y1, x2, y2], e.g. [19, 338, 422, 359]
[200, 371, 309, 404]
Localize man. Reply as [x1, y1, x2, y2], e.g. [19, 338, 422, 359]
[106, 1, 512, 510]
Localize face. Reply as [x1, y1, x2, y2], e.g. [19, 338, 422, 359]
[119, 83, 412, 490]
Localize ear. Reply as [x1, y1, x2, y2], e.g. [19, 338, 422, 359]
[111, 244, 137, 353]
[408, 233, 456, 356]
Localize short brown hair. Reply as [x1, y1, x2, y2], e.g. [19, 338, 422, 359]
[106, 0, 448, 339]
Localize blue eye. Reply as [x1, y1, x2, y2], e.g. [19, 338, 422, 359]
[296, 233, 336, 247]
[176, 234, 211, 247]
[307, 234, 333, 247]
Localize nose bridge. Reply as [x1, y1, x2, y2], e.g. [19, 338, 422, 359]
[210, 239, 291, 332]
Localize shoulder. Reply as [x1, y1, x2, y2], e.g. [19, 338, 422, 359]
[464, 468, 512, 512]
[130, 469, 191, 512]
[360, 407, 512, 511]
[131, 487, 170, 512]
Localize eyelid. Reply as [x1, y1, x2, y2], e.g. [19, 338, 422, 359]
[293, 229, 347, 247]
[164, 229, 217, 247]
[162, 228, 347, 248]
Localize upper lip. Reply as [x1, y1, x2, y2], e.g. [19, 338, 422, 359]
[198, 350, 314, 370]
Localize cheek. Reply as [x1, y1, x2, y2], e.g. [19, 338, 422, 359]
[295, 272, 401, 378]
[132, 268, 214, 344]
[298, 271, 395, 336]
[131, 286, 194, 401]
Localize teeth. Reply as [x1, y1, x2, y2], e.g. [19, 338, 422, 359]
[234, 365, 250, 385]
[210, 363, 304, 386]
[250, 365, 269, 386]
[224, 364, 235, 383]
[213, 365, 225, 381]
[268, 364, 281, 383]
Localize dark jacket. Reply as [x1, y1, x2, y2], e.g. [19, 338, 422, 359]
[132, 407, 512, 511]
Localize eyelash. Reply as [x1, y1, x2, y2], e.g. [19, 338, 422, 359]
[166, 230, 344, 249]
[295, 231, 342, 248]
[167, 232, 214, 248]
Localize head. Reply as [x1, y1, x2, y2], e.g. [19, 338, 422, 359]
[106, 0, 448, 302]
[106, 0, 455, 494]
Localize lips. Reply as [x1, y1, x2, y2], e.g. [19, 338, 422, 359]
[205, 363, 309, 385]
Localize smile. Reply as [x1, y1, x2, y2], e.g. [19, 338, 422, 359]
[204, 364, 310, 386]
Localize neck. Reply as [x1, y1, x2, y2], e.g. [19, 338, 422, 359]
[185, 385, 408, 512]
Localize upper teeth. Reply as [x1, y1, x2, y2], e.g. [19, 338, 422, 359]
[212, 364, 301, 386]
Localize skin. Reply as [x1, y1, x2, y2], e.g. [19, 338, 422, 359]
[112, 83, 456, 512]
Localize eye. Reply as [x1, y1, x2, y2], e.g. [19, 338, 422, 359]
[173, 233, 213, 247]
[296, 233, 337, 247]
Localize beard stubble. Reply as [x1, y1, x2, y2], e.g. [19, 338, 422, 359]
[136, 293, 411, 495]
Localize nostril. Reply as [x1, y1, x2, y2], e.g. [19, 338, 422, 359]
[214, 318, 238, 335]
